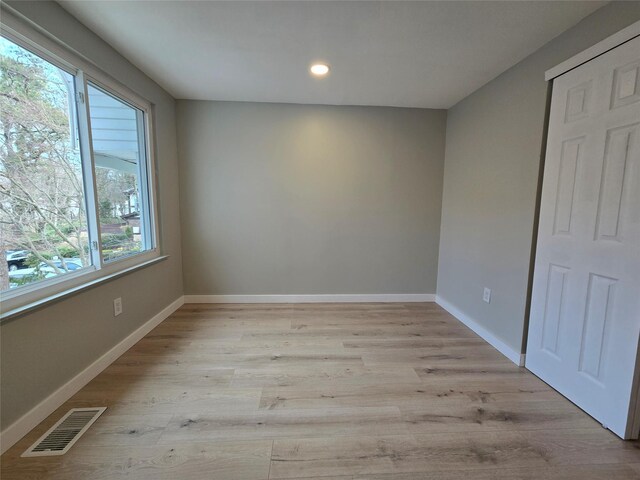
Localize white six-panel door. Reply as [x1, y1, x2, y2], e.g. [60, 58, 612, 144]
[527, 35, 640, 439]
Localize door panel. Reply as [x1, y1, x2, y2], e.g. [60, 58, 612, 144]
[527, 35, 640, 439]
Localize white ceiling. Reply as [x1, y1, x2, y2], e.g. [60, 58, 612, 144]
[59, 1, 607, 109]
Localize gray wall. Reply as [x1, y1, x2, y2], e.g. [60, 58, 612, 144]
[0, 1, 183, 429]
[178, 101, 446, 295]
[437, 1, 640, 354]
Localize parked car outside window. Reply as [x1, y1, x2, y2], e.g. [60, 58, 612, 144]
[6, 250, 30, 271]
[8, 258, 84, 286]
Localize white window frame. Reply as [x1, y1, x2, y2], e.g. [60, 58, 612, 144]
[0, 11, 162, 316]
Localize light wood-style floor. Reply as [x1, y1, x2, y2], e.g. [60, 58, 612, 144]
[2, 303, 639, 479]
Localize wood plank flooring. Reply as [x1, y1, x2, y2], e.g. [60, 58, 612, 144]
[2, 303, 639, 479]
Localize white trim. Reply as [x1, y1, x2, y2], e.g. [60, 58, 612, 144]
[0, 296, 184, 455]
[184, 294, 436, 304]
[545, 20, 640, 80]
[76, 70, 103, 270]
[436, 295, 524, 367]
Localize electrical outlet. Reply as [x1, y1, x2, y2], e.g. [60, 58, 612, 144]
[113, 297, 123, 316]
[483, 288, 491, 304]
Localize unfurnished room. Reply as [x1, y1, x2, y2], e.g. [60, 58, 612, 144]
[1, 1, 640, 479]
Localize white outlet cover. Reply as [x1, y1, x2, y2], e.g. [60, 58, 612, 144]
[483, 288, 491, 303]
[113, 298, 123, 316]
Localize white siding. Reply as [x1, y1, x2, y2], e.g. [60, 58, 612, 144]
[88, 86, 139, 163]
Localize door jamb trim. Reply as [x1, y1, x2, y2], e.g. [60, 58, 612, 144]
[545, 20, 640, 81]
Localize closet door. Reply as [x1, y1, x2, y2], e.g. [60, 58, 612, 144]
[527, 35, 640, 439]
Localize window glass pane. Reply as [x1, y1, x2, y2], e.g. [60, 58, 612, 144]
[0, 36, 91, 291]
[87, 83, 151, 262]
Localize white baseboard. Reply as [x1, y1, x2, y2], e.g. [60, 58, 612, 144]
[436, 295, 525, 367]
[184, 294, 436, 304]
[0, 296, 185, 455]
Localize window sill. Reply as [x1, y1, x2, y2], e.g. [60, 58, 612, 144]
[0, 255, 169, 323]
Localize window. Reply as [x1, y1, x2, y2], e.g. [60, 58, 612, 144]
[88, 83, 152, 262]
[0, 32, 158, 306]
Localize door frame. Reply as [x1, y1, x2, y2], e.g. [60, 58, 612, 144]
[545, 20, 640, 81]
[527, 19, 640, 439]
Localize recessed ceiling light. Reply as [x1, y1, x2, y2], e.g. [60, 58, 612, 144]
[310, 63, 330, 77]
